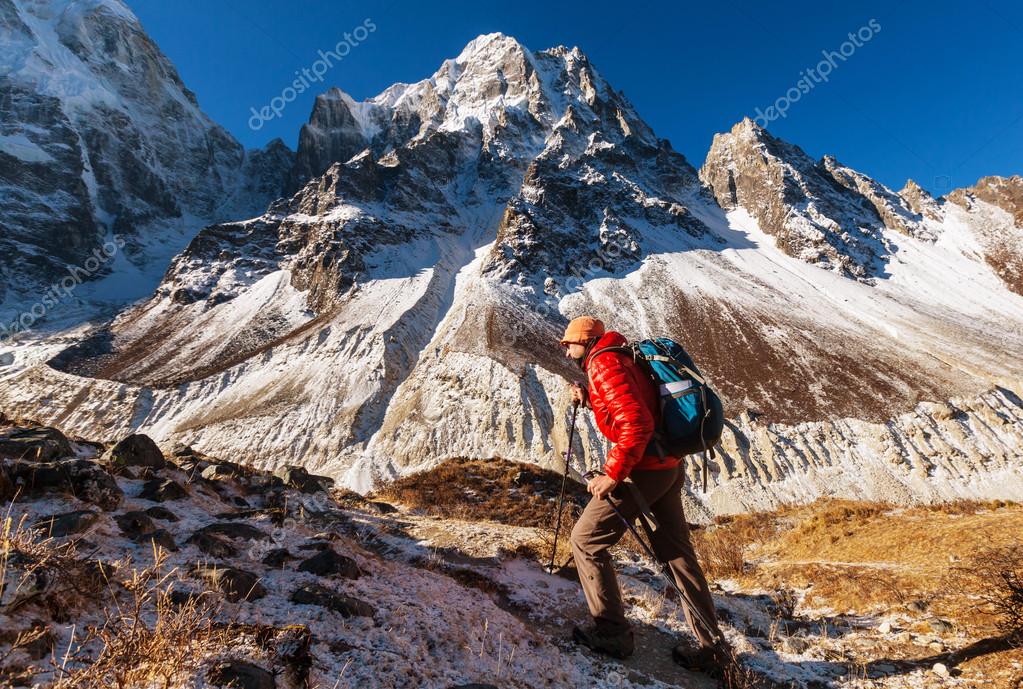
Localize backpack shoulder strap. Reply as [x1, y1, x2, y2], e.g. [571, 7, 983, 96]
[587, 345, 633, 363]
[644, 340, 707, 386]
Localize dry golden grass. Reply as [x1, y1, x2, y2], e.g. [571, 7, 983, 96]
[377, 457, 659, 570]
[54, 547, 227, 689]
[1, 511, 107, 622]
[697, 498, 1023, 687]
[755, 500, 1023, 630]
[1, 499, 229, 689]
[952, 545, 1023, 639]
[691, 510, 779, 579]
[761, 500, 1021, 570]
[373, 456, 589, 528]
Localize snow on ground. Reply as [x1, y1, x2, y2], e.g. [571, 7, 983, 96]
[2, 442, 701, 688]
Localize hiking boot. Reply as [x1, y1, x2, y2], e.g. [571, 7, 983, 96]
[571, 624, 635, 659]
[672, 642, 732, 677]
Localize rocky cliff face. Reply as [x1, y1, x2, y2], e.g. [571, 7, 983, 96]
[700, 118, 925, 282]
[0, 29, 1020, 514]
[946, 175, 1023, 296]
[0, 0, 292, 321]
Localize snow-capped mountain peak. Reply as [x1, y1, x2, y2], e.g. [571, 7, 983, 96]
[0, 0, 292, 323]
[1, 27, 1021, 515]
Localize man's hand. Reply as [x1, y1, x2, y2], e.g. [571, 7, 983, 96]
[586, 473, 618, 499]
[569, 383, 587, 407]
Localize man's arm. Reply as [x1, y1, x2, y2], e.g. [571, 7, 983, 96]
[589, 354, 655, 483]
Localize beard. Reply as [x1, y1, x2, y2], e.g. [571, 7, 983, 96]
[572, 352, 587, 370]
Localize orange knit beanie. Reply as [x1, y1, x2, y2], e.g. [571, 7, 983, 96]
[560, 316, 605, 345]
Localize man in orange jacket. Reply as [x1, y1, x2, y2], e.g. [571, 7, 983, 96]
[561, 316, 729, 673]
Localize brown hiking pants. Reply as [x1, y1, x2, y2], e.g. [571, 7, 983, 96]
[570, 464, 723, 648]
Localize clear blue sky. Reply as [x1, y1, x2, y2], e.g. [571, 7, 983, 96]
[126, 0, 1022, 195]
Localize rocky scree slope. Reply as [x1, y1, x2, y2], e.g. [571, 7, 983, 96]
[0, 33, 1021, 515]
[0, 418, 739, 689]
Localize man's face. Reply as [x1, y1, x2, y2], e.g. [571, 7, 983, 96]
[563, 342, 586, 360]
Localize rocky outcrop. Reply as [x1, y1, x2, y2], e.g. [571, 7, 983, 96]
[102, 434, 165, 470]
[821, 156, 933, 240]
[963, 175, 1023, 226]
[700, 118, 924, 281]
[8, 457, 123, 510]
[898, 179, 942, 220]
[0, 426, 74, 461]
[289, 88, 370, 191]
[946, 175, 1023, 296]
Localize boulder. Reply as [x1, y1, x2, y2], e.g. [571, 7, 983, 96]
[906, 599, 928, 613]
[290, 583, 374, 618]
[201, 464, 238, 482]
[0, 462, 14, 501]
[262, 548, 292, 568]
[193, 522, 270, 542]
[139, 478, 187, 502]
[194, 564, 266, 602]
[32, 509, 99, 537]
[275, 625, 313, 688]
[206, 659, 275, 689]
[273, 465, 332, 493]
[143, 528, 178, 552]
[168, 588, 212, 607]
[102, 434, 165, 470]
[216, 508, 279, 521]
[115, 511, 156, 538]
[171, 444, 195, 458]
[144, 505, 179, 522]
[782, 636, 809, 654]
[297, 540, 332, 552]
[0, 426, 73, 461]
[297, 549, 361, 579]
[8, 458, 123, 510]
[367, 501, 398, 514]
[928, 618, 954, 635]
[248, 474, 285, 491]
[186, 532, 238, 558]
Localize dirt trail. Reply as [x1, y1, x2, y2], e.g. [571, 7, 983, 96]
[372, 511, 720, 688]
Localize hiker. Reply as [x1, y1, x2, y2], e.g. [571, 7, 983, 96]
[560, 315, 731, 674]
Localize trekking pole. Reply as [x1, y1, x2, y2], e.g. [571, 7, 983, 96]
[546, 399, 580, 574]
[600, 488, 722, 644]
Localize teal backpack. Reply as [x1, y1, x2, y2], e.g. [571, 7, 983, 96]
[589, 337, 724, 491]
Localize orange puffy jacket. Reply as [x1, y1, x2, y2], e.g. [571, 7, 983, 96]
[585, 331, 680, 482]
